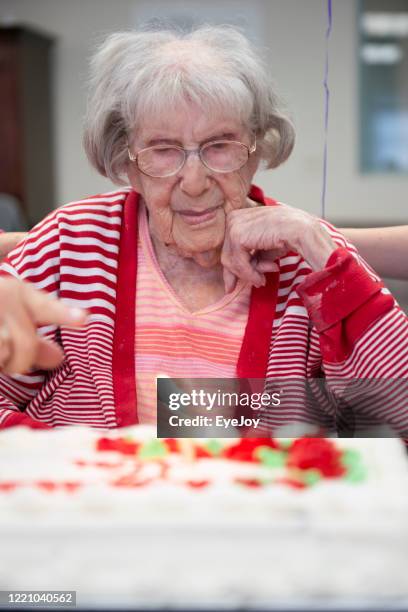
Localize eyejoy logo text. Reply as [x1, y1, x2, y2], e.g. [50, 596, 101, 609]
[168, 389, 282, 411]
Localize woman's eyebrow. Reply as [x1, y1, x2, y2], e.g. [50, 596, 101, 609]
[146, 137, 183, 146]
[201, 132, 238, 143]
[146, 132, 239, 147]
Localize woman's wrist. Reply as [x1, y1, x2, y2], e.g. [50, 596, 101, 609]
[297, 224, 337, 271]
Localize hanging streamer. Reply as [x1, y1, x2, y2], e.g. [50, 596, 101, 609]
[321, 0, 332, 220]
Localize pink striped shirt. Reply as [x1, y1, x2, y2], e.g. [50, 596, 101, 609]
[135, 204, 251, 422]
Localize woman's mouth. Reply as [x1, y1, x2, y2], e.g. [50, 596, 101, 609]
[177, 205, 221, 226]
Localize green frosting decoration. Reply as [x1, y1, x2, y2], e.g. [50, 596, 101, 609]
[279, 439, 292, 450]
[302, 469, 322, 487]
[204, 439, 224, 456]
[139, 439, 168, 459]
[342, 449, 367, 482]
[344, 464, 367, 483]
[256, 447, 286, 468]
[341, 448, 361, 467]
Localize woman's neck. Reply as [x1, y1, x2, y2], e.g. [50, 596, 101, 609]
[151, 235, 226, 311]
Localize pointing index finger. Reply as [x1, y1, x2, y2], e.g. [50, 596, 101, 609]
[21, 283, 88, 327]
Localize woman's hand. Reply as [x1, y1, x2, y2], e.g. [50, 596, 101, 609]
[0, 278, 87, 374]
[221, 205, 337, 292]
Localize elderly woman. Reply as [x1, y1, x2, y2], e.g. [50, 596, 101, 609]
[0, 25, 407, 430]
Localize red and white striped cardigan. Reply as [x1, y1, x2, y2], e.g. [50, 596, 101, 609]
[0, 186, 407, 430]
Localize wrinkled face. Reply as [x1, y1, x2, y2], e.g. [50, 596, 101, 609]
[127, 102, 259, 262]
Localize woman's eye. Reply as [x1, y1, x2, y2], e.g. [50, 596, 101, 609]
[154, 148, 176, 155]
[209, 142, 228, 151]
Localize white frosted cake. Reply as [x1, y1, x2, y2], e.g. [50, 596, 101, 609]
[1, 426, 408, 608]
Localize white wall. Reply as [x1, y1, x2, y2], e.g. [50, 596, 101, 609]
[0, 0, 407, 225]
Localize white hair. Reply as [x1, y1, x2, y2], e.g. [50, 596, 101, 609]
[83, 25, 295, 185]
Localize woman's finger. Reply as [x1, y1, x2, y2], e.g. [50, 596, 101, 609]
[221, 230, 253, 291]
[223, 266, 238, 294]
[254, 250, 281, 273]
[221, 222, 265, 290]
[255, 260, 279, 273]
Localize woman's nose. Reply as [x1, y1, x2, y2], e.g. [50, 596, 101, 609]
[179, 152, 211, 196]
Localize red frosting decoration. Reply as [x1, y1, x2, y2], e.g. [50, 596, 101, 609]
[287, 438, 346, 477]
[186, 480, 210, 489]
[62, 482, 82, 492]
[194, 446, 214, 459]
[36, 481, 58, 492]
[96, 437, 140, 455]
[276, 477, 307, 490]
[111, 474, 153, 488]
[0, 482, 19, 492]
[163, 439, 180, 453]
[222, 438, 280, 462]
[235, 478, 263, 488]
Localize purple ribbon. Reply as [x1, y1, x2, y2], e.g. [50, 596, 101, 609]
[321, 0, 332, 220]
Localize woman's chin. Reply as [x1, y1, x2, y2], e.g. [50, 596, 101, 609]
[173, 242, 222, 268]
[172, 221, 224, 258]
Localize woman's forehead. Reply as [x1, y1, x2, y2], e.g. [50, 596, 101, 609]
[134, 106, 246, 144]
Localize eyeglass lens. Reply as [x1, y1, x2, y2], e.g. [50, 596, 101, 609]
[137, 141, 249, 177]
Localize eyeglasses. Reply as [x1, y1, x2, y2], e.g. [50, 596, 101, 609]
[127, 139, 257, 178]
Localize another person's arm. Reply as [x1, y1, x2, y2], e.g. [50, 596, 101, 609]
[0, 277, 87, 375]
[340, 226, 408, 280]
[0, 277, 87, 428]
[0, 232, 27, 261]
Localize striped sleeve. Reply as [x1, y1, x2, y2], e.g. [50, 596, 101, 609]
[297, 223, 408, 434]
[0, 190, 126, 429]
